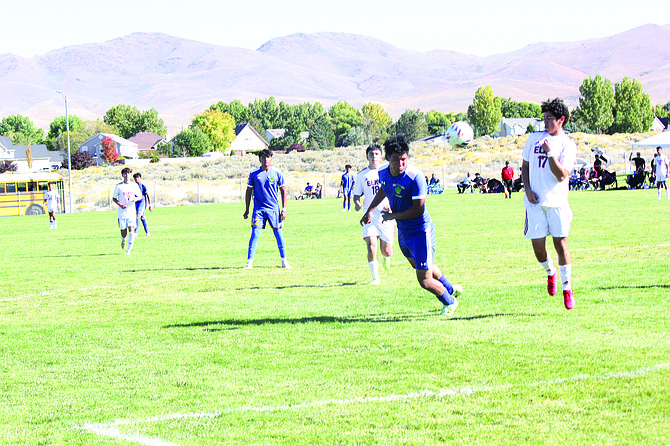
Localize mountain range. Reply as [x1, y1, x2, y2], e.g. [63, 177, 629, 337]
[1, 24, 670, 136]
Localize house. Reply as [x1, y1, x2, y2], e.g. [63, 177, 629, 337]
[128, 132, 165, 155]
[230, 124, 268, 156]
[266, 128, 310, 143]
[499, 118, 543, 137]
[650, 116, 669, 132]
[79, 133, 139, 165]
[419, 135, 445, 144]
[0, 136, 63, 173]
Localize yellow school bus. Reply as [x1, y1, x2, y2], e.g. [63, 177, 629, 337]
[0, 173, 65, 217]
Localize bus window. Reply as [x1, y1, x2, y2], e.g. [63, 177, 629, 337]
[38, 181, 49, 191]
[28, 182, 38, 192]
[5, 183, 16, 193]
[0, 183, 4, 193]
[17, 182, 27, 192]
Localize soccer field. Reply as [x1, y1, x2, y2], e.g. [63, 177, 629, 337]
[1, 189, 669, 445]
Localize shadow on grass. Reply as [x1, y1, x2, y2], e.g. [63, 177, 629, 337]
[239, 282, 358, 291]
[121, 266, 242, 273]
[597, 284, 670, 290]
[165, 312, 537, 331]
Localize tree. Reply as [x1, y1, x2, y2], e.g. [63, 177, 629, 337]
[103, 105, 167, 139]
[425, 110, 454, 135]
[64, 151, 95, 170]
[0, 114, 45, 145]
[361, 102, 391, 142]
[578, 75, 615, 134]
[46, 115, 84, 151]
[653, 101, 670, 119]
[467, 86, 502, 137]
[0, 160, 18, 173]
[173, 127, 211, 157]
[499, 98, 542, 119]
[210, 99, 251, 125]
[394, 109, 427, 142]
[190, 109, 236, 153]
[610, 77, 654, 134]
[248, 97, 281, 132]
[342, 126, 374, 147]
[328, 101, 362, 145]
[309, 114, 335, 150]
[100, 136, 119, 164]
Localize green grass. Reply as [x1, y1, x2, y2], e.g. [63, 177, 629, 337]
[1, 188, 669, 445]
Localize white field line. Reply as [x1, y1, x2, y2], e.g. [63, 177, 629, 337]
[78, 362, 670, 446]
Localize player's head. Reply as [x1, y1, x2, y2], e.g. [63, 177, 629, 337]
[366, 144, 383, 168]
[505, 161, 510, 166]
[636, 152, 641, 157]
[345, 164, 352, 172]
[133, 172, 143, 183]
[258, 149, 273, 169]
[541, 98, 569, 135]
[657, 146, 663, 155]
[384, 134, 410, 175]
[121, 167, 132, 180]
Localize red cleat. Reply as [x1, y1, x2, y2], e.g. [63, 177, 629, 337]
[547, 273, 558, 296]
[563, 290, 575, 310]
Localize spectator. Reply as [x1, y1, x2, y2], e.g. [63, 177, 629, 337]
[457, 172, 473, 194]
[472, 173, 486, 192]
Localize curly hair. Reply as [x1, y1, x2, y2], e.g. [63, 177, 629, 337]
[383, 134, 410, 159]
[258, 149, 273, 159]
[541, 98, 570, 124]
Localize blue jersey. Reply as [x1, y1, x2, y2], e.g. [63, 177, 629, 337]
[248, 167, 285, 211]
[341, 173, 355, 192]
[135, 183, 149, 211]
[378, 164, 432, 234]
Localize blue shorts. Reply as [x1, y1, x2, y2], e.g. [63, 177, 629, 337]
[136, 202, 147, 217]
[398, 223, 435, 270]
[343, 187, 353, 197]
[251, 208, 283, 229]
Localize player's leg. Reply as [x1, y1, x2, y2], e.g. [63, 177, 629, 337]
[548, 206, 574, 309]
[526, 206, 558, 296]
[126, 223, 136, 254]
[245, 227, 261, 269]
[140, 215, 150, 235]
[119, 221, 128, 250]
[364, 236, 379, 284]
[272, 228, 291, 269]
[377, 220, 395, 270]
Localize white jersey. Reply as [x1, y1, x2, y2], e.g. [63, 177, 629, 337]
[522, 131, 576, 208]
[653, 154, 669, 179]
[113, 181, 142, 220]
[44, 189, 59, 212]
[353, 165, 390, 217]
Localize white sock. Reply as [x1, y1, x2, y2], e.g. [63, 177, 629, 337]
[368, 261, 379, 280]
[49, 222, 53, 229]
[54, 221, 57, 229]
[540, 255, 556, 276]
[126, 232, 135, 253]
[659, 189, 662, 199]
[559, 264, 572, 291]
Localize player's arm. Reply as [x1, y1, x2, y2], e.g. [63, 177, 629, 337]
[353, 194, 363, 211]
[522, 160, 539, 204]
[279, 185, 287, 221]
[541, 139, 570, 182]
[360, 188, 386, 225]
[382, 198, 424, 222]
[243, 186, 252, 219]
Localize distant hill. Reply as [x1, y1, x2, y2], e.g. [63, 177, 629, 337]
[1, 25, 669, 135]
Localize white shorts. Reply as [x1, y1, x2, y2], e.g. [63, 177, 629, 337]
[524, 205, 572, 239]
[362, 217, 396, 244]
[47, 206, 58, 213]
[118, 217, 136, 230]
[656, 172, 667, 183]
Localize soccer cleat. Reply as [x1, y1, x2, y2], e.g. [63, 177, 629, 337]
[451, 284, 464, 298]
[371, 278, 381, 285]
[125, 251, 131, 255]
[563, 290, 575, 310]
[243, 263, 253, 270]
[342, 209, 346, 212]
[440, 298, 459, 317]
[146, 232, 151, 237]
[282, 261, 292, 269]
[121, 238, 126, 249]
[547, 272, 558, 296]
[383, 257, 391, 270]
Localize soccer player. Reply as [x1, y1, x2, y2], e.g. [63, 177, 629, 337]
[340, 164, 355, 212]
[361, 134, 463, 316]
[133, 172, 153, 236]
[521, 98, 577, 310]
[502, 161, 514, 198]
[243, 149, 291, 269]
[652, 146, 670, 199]
[112, 167, 142, 255]
[43, 182, 60, 229]
[353, 144, 395, 285]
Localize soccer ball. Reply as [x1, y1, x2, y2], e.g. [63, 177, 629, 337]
[444, 121, 474, 149]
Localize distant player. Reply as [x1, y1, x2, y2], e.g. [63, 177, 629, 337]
[522, 98, 577, 309]
[361, 134, 463, 316]
[133, 172, 153, 236]
[340, 165, 355, 212]
[502, 161, 514, 198]
[652, 146, 670, 199]
[43, 182, 60, 229]
[353, 144, 395, 285]
[112, 167, 142, 255]
[243, 149, 291, 269]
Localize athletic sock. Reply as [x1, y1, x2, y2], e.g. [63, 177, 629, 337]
[247, 227, 261, 261]
[559, 264, 572, 291]
[437, 274, 454, 296]
[49, 222, 53, 229]
[540, 256, 556, 275]
[142, 219, 149, 234]
[438, 291, 455, 306]
[126, 232, 135, 253]
[368, 261, 379, 281]
[273, 228, 287, 259]
[136, 217, 141, 234]
[54, 221, 57, 229]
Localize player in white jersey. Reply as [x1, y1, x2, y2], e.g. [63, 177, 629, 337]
[522, 98, 577, 310]
[353, 144, 395, 285]
[652, 146, 670, 199]
[43, 182, 60, 229]
[112, 167, 142, 255]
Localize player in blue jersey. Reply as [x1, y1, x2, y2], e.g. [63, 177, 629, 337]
[243, 149, 291, 269]
[340, 165, 355, 212]
[133, 172, 152, 237]
[360, 134, 463, 316]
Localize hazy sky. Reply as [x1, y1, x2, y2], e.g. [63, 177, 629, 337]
[2, 0, 669, 57]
